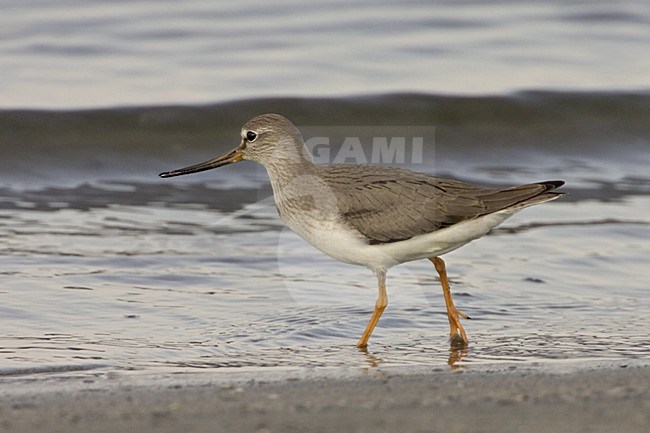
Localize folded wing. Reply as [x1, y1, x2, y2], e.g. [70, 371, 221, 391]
[320, 164, 563, 244]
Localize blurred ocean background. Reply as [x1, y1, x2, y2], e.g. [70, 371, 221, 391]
[0, 0, 649, 381]
[2, 0, 649, 108]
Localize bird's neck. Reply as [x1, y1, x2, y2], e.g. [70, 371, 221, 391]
[261, 140, 317, 189]
[264, 156, 318, 193]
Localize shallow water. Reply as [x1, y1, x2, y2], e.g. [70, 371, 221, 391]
[1, 191, 648, 375]
[1, 94, 649, 380]
[1, 0, 650, 378]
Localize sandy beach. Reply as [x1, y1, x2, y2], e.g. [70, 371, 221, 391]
[2, 363, 648, 433]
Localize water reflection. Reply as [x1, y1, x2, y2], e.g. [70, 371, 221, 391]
[357, 346, 383, 369]
[448, 346, 469, 370]
[355, 341, 470, 371]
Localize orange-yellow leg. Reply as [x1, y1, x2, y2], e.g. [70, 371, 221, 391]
[356, 270, 388, 348]
[429, 257, 470, 347]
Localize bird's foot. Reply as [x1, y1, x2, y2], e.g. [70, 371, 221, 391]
[449, 329, 468, 348]
[447, 305, 469, 348]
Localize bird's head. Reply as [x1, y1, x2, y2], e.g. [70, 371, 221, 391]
[159, 113, 312, 178]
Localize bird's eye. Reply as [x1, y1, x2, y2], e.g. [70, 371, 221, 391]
[246, 130, 258, 142]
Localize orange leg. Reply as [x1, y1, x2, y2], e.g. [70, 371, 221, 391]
[429, 257, 470, 347]
[356, 270, 388, 348]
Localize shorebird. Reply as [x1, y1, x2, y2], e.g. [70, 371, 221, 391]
[160, 114, 564, 348]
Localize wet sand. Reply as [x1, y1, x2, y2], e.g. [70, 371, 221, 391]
[2, 364, 648, 433]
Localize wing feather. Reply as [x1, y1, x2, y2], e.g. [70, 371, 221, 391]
[318, 164, 563, 244]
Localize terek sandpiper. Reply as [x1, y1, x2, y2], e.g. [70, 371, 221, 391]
[160, 114, 564, 348]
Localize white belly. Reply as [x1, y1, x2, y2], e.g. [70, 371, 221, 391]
[283, 208, 518, 271]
